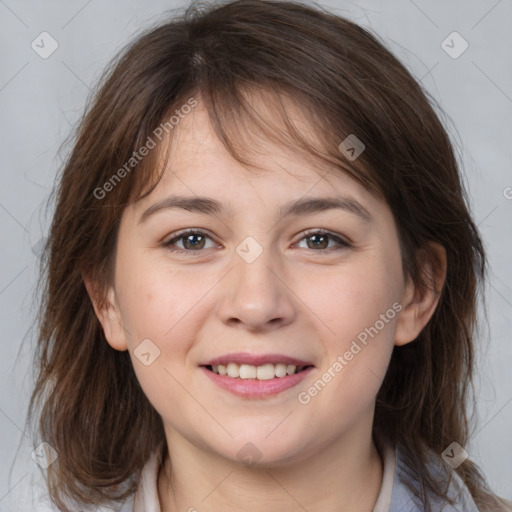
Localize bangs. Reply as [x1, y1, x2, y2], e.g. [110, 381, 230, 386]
[127, 82, 383, 205]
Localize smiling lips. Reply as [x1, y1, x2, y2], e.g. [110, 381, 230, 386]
[200, 352, 315, 398]
[202, 352, 314, 379]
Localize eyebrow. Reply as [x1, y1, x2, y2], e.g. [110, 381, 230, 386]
[138, 195, 373, 225]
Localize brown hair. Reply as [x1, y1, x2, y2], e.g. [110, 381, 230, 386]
[26, 0, 510, 510]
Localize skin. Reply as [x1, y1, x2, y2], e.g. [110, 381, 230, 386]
[86, 99, 446, 512]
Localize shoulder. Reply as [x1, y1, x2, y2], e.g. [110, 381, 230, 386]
[389, 443, 480, 512]
[0, 458, 136, 512]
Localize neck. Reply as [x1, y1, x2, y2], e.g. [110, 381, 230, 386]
[157, 426, 384, 512]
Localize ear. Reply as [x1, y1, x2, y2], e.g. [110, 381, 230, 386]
[83, 275, 128, 351]
[394, 242, 447, 347]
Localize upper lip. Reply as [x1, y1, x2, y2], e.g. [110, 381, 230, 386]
[201, 353, 314, 367]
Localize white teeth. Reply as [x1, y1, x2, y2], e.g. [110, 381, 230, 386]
[275, 363, 287, 378]
[239, 364, 257, 379]
[256, 364, 275, 380]
[227, 363, 239, 378]
[210, 362, 306, 380]
[286, 364, 296, 376]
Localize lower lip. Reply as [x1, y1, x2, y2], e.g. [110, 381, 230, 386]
[200, 366, 314, 398]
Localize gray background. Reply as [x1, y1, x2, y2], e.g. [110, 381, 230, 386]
[0, 0, 511, 510]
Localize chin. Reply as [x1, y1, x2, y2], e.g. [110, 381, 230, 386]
[210, 431, 307, 468]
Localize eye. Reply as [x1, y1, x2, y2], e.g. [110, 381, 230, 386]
[295, 229, 351, 252]
[162, 229, 217, 254]
[162, 228, 351, 255]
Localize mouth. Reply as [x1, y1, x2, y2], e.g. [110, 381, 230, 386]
[199, 353, 315, 398]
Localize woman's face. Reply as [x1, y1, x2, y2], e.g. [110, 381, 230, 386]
[99, 101, 417, 466]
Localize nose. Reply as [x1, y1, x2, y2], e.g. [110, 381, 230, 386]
[216, 245, 297, 331]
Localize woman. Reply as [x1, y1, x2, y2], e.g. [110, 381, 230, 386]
[27, 1, 511, 510]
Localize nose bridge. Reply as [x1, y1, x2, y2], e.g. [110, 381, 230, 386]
[217, 236, 296, 329]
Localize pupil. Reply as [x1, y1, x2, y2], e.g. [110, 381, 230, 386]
[185, 234, 204, 250]
[309, 234, 328, 249]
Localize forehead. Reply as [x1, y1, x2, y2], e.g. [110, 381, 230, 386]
[149, 100, 370, 201]
[126, 89, 390, 231]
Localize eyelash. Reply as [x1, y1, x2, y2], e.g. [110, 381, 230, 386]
[162, 228, 351, 255]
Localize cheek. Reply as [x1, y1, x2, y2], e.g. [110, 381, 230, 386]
[115, 250, 201, 341]
[297, 256, 401, 343]
[117, 258, 215, 412]
[294, 254, 400, 406]
[297, 307, 397, 429]
[119, 266, 208, 421]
